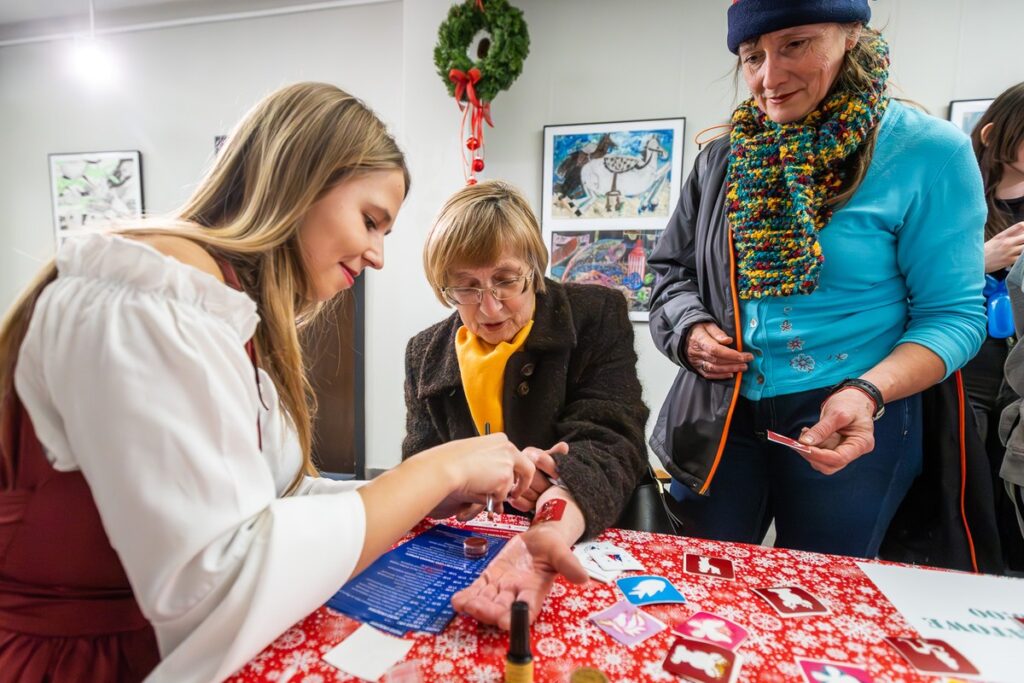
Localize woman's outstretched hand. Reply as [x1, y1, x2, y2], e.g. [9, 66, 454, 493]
[451, 524, 588, 629]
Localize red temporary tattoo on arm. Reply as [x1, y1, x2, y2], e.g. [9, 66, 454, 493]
[532, 498, 566, 525]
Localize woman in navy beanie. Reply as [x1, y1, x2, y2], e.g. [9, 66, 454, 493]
[647, 0, 1001, 570]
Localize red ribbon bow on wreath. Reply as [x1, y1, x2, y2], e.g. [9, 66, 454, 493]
[449, 67, 494, 183]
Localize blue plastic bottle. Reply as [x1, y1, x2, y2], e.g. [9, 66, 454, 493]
[984, 274, 1015, 339]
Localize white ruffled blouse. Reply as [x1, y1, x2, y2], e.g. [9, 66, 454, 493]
[14, 233, 366, 683]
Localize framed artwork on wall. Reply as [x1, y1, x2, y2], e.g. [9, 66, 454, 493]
[542, 118, 684, 321]
[948, 99, 993, 136]
[49, 150, 144, 244]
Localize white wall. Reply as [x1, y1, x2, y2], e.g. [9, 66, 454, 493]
[2, 0, 1023, 474]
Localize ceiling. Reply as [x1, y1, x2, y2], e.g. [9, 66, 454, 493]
[0, 0, 383, 43]
[0, 0, 192, 26]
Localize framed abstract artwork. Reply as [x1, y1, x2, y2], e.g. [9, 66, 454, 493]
[542, 118, 684, 321]
[49, 150, 144, 243]
[948, 99, 993, 136]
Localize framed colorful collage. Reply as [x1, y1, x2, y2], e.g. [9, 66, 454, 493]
[542, 118, 684, 321]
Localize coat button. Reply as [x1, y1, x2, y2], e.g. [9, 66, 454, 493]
[517, 381, 530, 396]
[757, 374, 765, 385]
[521, 363, 535, 377]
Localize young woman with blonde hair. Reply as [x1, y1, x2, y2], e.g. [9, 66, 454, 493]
[0, 82, 533, 683]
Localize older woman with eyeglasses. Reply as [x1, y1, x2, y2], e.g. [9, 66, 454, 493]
[402, 180, 651, 627]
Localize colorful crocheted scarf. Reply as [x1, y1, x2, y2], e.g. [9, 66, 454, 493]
[726, 32, 890, 299]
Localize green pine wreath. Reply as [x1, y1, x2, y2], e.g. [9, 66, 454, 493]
[434, 0, 530, 103]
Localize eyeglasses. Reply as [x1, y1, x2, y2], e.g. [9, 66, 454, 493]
[442, 273, 533, 306]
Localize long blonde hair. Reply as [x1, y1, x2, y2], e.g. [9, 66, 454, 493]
[0, 82, 409, 492]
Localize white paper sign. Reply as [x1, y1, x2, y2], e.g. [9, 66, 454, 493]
[857, 562, 1024, 683]
[322, 624, 414, 682]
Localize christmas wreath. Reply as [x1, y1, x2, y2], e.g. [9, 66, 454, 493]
[434, 0, 530, 104]
[433, 0, 530, 183]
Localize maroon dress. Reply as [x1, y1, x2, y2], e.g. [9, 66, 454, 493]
[0, 390, 160, 682]
[0, 254, 256, 682]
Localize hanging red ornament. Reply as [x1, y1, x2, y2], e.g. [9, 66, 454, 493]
[472, 158, 485, 172]
[466, 136, 480, 150]
[467, 178, 478, 185]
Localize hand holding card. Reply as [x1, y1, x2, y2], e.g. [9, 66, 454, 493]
[766, 430, 812, 455]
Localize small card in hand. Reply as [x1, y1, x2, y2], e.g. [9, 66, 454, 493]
[766, 430, 812, 454]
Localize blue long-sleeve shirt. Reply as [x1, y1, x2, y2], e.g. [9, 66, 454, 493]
[739, 101, 987, 400]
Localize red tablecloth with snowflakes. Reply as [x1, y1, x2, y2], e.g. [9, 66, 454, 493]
[226, 518, 956, 683]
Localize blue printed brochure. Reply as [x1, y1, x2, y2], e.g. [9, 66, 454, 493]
[326, 524, 505, 635]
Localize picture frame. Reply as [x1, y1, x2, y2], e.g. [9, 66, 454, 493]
[948, 98, 993, 136]
[49, 150, 144, 244]
[542, 118, 685, 321]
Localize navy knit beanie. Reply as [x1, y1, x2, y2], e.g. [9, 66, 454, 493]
[727, 0, 871, 54]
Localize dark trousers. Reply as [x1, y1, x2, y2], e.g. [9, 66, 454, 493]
[962, 336, 1024, 571]
[669, 387, 922, 559]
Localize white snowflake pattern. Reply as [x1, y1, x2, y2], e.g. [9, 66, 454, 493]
[744, 650, 765, 668]
[818, 632, 841, 647]
[563, 596, 589, 611]
[778, 661, 803, 678]
[641, 659, 676, 681]
[279, 650, 319, 673]
[787, 550, 829, 566]
[534, 621, 555, 635]
[847, 641, 867, 655]
[272, 628, 307, 650]
[716, 605, 746, 622]
[786, 629, 818, 648]
[435, 630, 478, 659]
[536, 637, 567, 658]
[465, 663, 500, 683]
[595, 646, 629, 674]
[299, 674, 324, 683]
[563, 620, 601, 646]
[725, 546, 751, 558]
[833, 615, 885, 643]
[852, 602, 881, 618]
[549, 582, 568, 598]
[825, 647, 850, 660]
[791, 353, 816, 372]
[433, 660, 455, 675]
[748, 612, 784, 632]
[685, 584, 710, 601]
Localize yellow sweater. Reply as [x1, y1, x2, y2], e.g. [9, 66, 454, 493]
[454, 320, 534, 435]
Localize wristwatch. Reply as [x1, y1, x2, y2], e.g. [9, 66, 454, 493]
[828, 378, 885, 421]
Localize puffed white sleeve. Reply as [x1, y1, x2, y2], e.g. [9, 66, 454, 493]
[14, 247, 367, 683]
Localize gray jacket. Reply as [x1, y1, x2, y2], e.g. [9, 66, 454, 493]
[998, 258, 1024, 487]
[647, 138, 735, 494]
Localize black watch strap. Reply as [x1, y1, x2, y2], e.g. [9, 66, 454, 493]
[829, 378, 885, 421]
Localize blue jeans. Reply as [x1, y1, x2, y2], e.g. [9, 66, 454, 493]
[669, 387, 923, 558]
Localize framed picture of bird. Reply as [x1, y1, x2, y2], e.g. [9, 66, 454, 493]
[542, 117, 684, 322]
